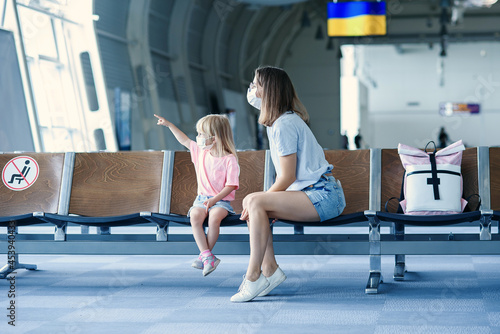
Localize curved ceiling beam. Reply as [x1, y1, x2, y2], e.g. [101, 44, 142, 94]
[275, 5, 306, 67]
[168, 0, 197, 130]
[201, 1, 225, 114]
[127, 0, 166, 148]
[224, 6, 256, 90]
[258, 5, 302, 67]
[237, 8, 268, 85]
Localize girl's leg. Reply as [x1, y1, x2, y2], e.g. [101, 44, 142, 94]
[190, 207, 209, 252]
[206, 207, 228, 250]
[244, 191, 319, 281]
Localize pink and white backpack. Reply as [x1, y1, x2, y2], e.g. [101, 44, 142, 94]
[397, 140, 467, 215]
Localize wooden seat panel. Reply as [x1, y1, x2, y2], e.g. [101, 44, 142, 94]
[68, 152, 164, 217]
[169, 150, 266, 215]
[490, 147, 500, 211]
[0, 153, 64, 216]
[325, 149, 370, 215]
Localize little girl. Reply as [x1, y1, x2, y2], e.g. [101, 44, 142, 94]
[155, 114, 239, 276]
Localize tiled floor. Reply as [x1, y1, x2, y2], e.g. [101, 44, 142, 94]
[1, 252, 500, 334]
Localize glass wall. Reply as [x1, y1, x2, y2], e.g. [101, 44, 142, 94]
[1, 0, 115, 152]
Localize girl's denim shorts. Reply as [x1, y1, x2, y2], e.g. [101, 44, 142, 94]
[302, 174, 346, 222]
[187, 194, 235, 217]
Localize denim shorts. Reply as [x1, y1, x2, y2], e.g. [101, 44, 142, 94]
[187, 194, 235, 217]
[302, 174, 346, 222]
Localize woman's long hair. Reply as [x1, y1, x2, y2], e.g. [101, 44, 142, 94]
[196, 114, 237, 160]
[255, 66, 309, 127]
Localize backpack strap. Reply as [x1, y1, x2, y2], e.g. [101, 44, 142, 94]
[425, 141, 440, 200]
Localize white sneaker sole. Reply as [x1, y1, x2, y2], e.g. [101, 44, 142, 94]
[231, 277, 270, 302]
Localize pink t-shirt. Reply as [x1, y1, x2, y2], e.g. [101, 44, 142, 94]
[189, 141, 239, 201]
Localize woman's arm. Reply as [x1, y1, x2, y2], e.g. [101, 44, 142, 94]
[154, 114, 191, 149]
[267, 153, 297, 192]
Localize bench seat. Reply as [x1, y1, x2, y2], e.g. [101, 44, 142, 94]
[278, 211, 368, 227]
[375, 211, 481, 226]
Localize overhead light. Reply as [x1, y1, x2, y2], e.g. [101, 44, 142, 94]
[236, 0, 308, 6]
[467, 0, 497, 7]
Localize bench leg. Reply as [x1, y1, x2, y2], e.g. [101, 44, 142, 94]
[0, 254, 37, 279]
[480, 213, 492, 241]
[294, 225, 304, 235]
[54, 224, 67, 241]
[81, 225, 89, 234]
[366, 214, 383, 294]
[394, 254, 406, 281]
[144, 216, 170, 241]
[97, 227, 110, 235]
[156, 223, 169, 241]
[366, 272, 383, 294]
[392, 222, 406, 280]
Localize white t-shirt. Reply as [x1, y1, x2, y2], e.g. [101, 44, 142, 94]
[266, 111, 332, 191]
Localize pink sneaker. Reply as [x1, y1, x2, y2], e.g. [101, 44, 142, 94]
[202, 255, 220, 276]
[191, 257, 203, 270]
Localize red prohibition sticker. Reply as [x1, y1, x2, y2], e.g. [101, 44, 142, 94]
[2, 156, 40, 191]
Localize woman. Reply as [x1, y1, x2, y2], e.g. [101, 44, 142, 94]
[231, 66, 346, 302]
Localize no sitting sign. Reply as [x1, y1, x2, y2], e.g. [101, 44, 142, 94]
[2, 156, 39, 191]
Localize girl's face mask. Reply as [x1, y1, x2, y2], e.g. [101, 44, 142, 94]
[247, 82, 261, 110]
[196, 135, 214, 150]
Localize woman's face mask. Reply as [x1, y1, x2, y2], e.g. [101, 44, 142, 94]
[196, 135, 214, 150]
[247, 82, 261, 110]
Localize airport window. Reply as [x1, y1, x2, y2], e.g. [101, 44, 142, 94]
[1, 0, 7, 27]
[80, 52, 99, 112]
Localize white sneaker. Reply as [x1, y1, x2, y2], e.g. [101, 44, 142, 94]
[230, 274, 269, 302]
[258, 266, 286, 297]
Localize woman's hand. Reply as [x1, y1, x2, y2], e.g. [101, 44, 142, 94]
[154, 114, 171, 127]
[240, 208, 249, 221]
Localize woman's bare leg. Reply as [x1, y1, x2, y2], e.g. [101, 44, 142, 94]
[244, 191, 319, 281]
[261, 233, 278, 277]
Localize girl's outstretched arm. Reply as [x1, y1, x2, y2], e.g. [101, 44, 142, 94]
[154, 114, 191, 149]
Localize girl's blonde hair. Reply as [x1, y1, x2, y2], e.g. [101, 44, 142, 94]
[196, 114, 237, 159]
[255, 66, 309, 127]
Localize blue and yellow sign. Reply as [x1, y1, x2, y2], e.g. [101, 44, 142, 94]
[327, 1, 386, 37]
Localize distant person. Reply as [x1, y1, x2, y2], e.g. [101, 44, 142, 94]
[341, 132, 349, 150]
[438, 127, 449, 149]
[231, 66, 346, 302]
[155, 113, 239, 276]
[354, 130, 363, 149]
